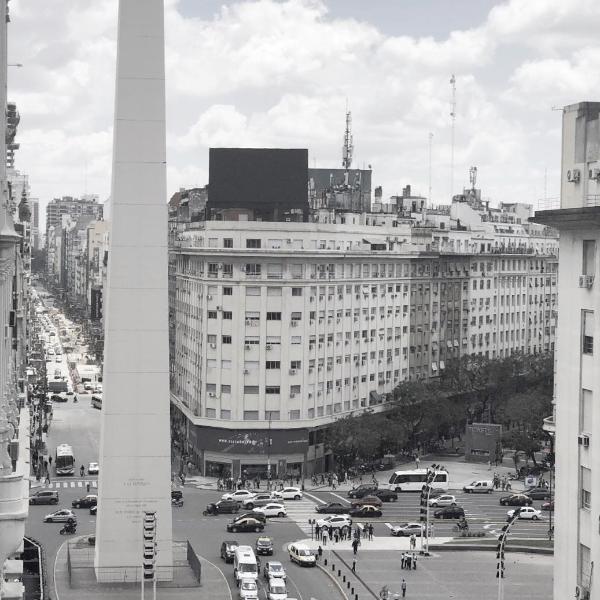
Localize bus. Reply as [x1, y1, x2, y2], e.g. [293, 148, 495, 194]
[91, 394, 102, 410]
[55, 444, 75, 476]
[386, 468, 449, 493]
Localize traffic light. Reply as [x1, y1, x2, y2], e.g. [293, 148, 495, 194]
[143, 512, 157, 581]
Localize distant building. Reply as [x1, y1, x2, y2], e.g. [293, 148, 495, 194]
[45, 195, 103, 244]
[308, 167, 371, 213]
[464, 423, 502, 463]
[29, 198, 40, 250]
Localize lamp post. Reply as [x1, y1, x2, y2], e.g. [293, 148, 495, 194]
[496, 507, 522, 600]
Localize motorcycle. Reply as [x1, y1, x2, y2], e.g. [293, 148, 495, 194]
[202, 503, 218, 516]
[60, 521, 77, 535]
[172, 497, 184, 508]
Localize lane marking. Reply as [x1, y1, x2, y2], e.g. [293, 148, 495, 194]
[54, 537, 70, 600]
[304, 492, 327, 505]
[200, 555, 233, 600]
[286, 571, 305, 600]
[329, 492, 351, 504]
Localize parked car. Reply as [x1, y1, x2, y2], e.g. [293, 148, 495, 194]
[88, 462, 99, 475]
[507, 507, 543, 520]
[43, 509, 76, 523]
[347, 485, 378, 499]
[350, 495, 383, 508]
[222, 490, 256, 503]
[255, 536, 274, 556]
[541, 500, 554, 512]
[433, 506, 465, 520]
[171, 489, 183, 501]
[263, 561, 286, 580]
[253, 503, 287, 518]
[235, 512, 267, 523]
[524, 487, 552, 501]
[29, 490, 59, 505]
[71, 494, 98, 509]
[280, 487, 302, 501]
[389, 523, 429, 537]
[220, 540, 239, 563]
[227, 517, 265, 533]
[315, 502, 348, 514]
[315, 515, 352, 529]
[373, 489, 398, 502]
[427, 494, 457, 507]
[348, 505, 382, 518]
[499, 494, 533, 507]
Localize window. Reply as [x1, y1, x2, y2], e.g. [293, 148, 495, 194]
[222, 360, 231, 369]
[291, 336, 301, 344]
[267, 312, 281, 321]
[583, 240, 596, 276]
[245, 264, 261, 276]
[290, 360, 301, 369]
[223, 311, 232, 320]
[266, 361, 280, 369]
[223, 238, 233, 248]
[246, 286, 261, 296]
[205, 408, 216, 418]
[222, 335, 232, 344]
[289, 410, 301, 420]
[207, 334, 217, 343]
[244, 386, 259, 394]
[246, 239, 261, 248]
[206, 383, 216, 393]
[583, 310, 594, 354]
[208, 311, 217, 319]
[292, 288, 303, 296]
[290, 384, 301, 394]
[581, 389, 593, 433]
[581, 466, 591, 509]
[266, 386, 280, 394]
[291, 312, 302, 321]
[220, 409, 231, 419]
[265, 411, 280, 420]
[267, 287, 282, 296]
[223, 287, 233, 296]
[267, 264, 283, 279]
[221, 384, 231, 394]
[244, 410, 259, 420]
[223, 264, 233, 277]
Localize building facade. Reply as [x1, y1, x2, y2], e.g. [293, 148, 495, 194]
[534, 101, 600, 600]
[45, 195, 103, 245]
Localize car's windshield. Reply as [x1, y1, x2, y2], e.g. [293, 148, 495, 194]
[239, 564, 256, 572]
[242, 581, 257, 590]
[271, 585, 286, 593]
[270, 564, 282, 572]
[298, 549, 312, 556]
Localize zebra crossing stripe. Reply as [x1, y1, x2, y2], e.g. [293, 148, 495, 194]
[77, 481, 83, 487]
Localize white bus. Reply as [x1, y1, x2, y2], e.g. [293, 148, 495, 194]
[386, 468, 449, 493]
[55, 444, 75, 476]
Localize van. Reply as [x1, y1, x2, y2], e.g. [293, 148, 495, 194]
[288, 543, 316, 567]
[463, 480, 494, 494]
[233, 546, 258, 586]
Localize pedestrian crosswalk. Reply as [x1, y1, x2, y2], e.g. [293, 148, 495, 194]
[37, 479, 98, 490]
[280, 497, 320, 535]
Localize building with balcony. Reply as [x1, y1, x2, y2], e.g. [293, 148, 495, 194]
[533, 101, 600, 600]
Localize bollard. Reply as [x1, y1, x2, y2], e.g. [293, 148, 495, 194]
[343, 575, 346, 583]
[332, 563, 335, 571]
[338, 570, 341, 577]
[351, 588, 354, 595]
[355, 595, 359, 600]
[347, 581, 351, 589]
[324, 558, 328, 566]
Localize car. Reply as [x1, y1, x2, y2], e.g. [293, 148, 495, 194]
[65, 391, 75, 397]
[235, 512, 267, 523]
[254, 503, 287, 518]
[390, 523, 429, 537]
[255, 536, 274, 556]
[463, 480, 494, 494]
[90, 505, 97, 516]
[71, 495, 98, 509]
[348, 505, 382, 518]
[171, 489, 183, 501]
[433, 506, 465, 519]
[263, 561, 286, 580]
[83, 382, 93, 391]
[243, 493, 279, 510]
[227, 517, 265, 533]
[315, 515, 352, 529]
[315, 502, 348, 514]
[213, 500, 243, 514]
[280, 487, 302, 501]
[55, 356, 62, 363]
[51, 394, 67, 403]
[350, 495, 383, 508]
[239, 578, 259, 600]
[428, 494, 457, 507]
[347, 484, 378, 499]
[266, 577, 287, 600]
[29, 490, 59, 505]
[221, 540, 239, 563]
[507, 507, 543, 520]
[524, 487, 552, 501]
[499, 494, 533, 507]
[88, 462, 99, 475]
[288, 543, 316, 566]
[93, 384, 103, 393]
[541, 500, 554, 512]
[43, 509, 76, 523]
[222, 490, 256, 503]
[47, 348, 55, 355]
[374, 489, 398, 502]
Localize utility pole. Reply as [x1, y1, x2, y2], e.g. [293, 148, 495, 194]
[450, 74, 457, 199]
[428, 133, 433, 206]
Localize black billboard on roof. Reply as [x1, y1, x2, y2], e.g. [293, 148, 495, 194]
[208, 148, 309, 220]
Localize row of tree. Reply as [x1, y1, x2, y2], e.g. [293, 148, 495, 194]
[325, 352, 554, 471]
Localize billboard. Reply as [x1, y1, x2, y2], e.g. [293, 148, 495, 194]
[191, 425, 309, 455]
[207, 148, 308, 218]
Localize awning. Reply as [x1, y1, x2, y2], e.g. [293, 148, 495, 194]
[439, 361, 445, 369]
[446, 340, 453, 348]
[454, 340, 459, 347]
[431, 362, 438, 371]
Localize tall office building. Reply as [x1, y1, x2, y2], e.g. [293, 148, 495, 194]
[534, 101, 600, 600]
[45, 195, 103, 244]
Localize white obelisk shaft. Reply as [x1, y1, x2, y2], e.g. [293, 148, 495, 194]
[95, 0, 172, 581]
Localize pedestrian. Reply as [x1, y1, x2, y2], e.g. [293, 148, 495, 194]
[352, 557, 356, 573]
[363, 523, 369, 539]
[415, 455, 420, 469]
[352, 539, 359, 555]
[334, 530, 339, 544]
[400, 552, 405, 569]
[406, 553, 412, 570]
[322, 529, 328, 546]
[317, 545, 323, 561]
[86, 482, 90, 493]
[409, 534, 416, 550]
[412, 552, 417, 570]
[368, 523, 374, 540]
[45, 471, 50, 485]
[401, 579, 407, 598]
[80, 464, 85, 477]
[329, 525, 334, 540]
[315, 524, 321, 540]
[488, 460, 492, 470]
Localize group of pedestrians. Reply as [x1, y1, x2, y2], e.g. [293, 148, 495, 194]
[400, 552, 418, 570]
[493, 472, 512, 492]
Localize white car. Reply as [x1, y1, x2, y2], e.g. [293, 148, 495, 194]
[280, 487, 302, 501]
[507, 507, 543, 520]
[222, 489, 256, 502]
[428, 494, 457, 507]
[266, 578, 287, 600]
[43, 509, 76, 523]
[253, 503, 287, 518]
[316, 515, 352, 529]
[88, 462, 99, 475]
[239, 578, 258, 600]
[55, 356, 62, 363]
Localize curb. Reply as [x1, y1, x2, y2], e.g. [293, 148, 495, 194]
[316, 562, 351, 600]
[332, 550, 379, 600]
[429, 543, 554, 555]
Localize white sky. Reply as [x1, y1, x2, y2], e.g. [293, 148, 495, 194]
[8, 0, 600, 221]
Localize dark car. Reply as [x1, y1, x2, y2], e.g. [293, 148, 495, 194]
[315, 502, 348, 514]
[350, 495, 383, 508]
[524, 487, 552, 501]
[51, 394, 67, 403]
[541, 500, 554, 512]
[171, 489, 183, 501]
[235, 512, 267, 523]
[374, 489, 398, 502]
[499, 494, 533, 507]
[255, 536, 274, 556]
[90, 505, 97, 516]
[220, 540, 239, 563]
[226, 517, 265, 533]
[29, 490, 59, 505]
[71, 494, 98, 509]
[347, 485, 378, 499]
[433, 506, 465, 519]
[348, 505, 382, 518]
[209, 500, 240, 514]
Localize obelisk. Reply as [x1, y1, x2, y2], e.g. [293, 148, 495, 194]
[95, 0, 173, 581]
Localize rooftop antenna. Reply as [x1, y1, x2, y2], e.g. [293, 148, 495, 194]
[450, 74, 456, 198]
[342, 104, 353, 171]
[428, 132, 433, 206]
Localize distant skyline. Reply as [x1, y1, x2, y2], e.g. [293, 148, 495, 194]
[8, 0, 600, 219]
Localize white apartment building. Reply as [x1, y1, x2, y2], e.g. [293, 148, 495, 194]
[534, 101, 600, 600]
[170, 210, 558, 478]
